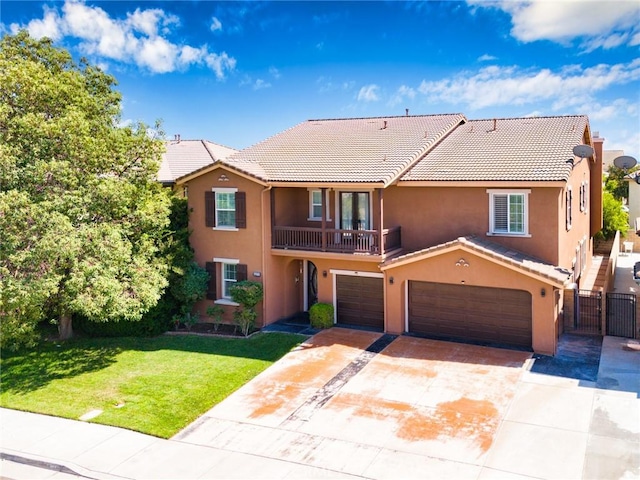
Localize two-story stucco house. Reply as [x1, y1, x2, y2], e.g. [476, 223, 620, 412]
[176, 114, 603, 355]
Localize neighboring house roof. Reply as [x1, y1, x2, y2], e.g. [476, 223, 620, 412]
[381, 235, 572, 287]
[158, 139, 238, 184]
[224, 114, 466, 185]
[400, 116, 590, 182]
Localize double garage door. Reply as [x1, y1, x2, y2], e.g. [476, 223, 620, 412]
[336, 275, 384, 330]
[408, 281, 532, 349]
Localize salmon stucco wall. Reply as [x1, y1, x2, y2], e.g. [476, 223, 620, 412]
[385, 185, 562, 266]
[264, 254, 382, 323]
[185, 167, 267, 324]
[383, 249, 559, 355]
[558, 155, 593, 274]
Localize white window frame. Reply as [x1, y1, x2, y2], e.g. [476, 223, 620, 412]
[212, 187, 238, 231]
[308, 189, 332, 221]
[566, 186, 573, 231]
[580, 181, 588, 213]
[214, 257, 240, 301]
[487, 189, 530, 237]
[333, 188, 373, 230]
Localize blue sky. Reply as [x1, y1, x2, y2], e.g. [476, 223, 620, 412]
[3, 1, 640, 160]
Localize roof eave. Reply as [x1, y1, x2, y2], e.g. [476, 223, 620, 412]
[175, 161, 268, 186]
[397, 180, 568, 187]
[380, 241, 569, 288]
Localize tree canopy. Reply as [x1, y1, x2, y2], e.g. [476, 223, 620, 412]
[0, 32, 172, 347]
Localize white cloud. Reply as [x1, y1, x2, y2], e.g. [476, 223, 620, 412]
[253, 79, 271, 90]
[469, 0, 640, 50]
[388, 85, 416, 107]
[357, 84, 380, 102]
[205, 52, 236, 79]
[11, 7, 63, 40]
[136, 36, 178, 73]
[478, 54, 497, 62]
[10, 0, 235, 77]
[418, 59, 640, 109]
[269, 66, 281, 79]
[210, 17, 222, 32]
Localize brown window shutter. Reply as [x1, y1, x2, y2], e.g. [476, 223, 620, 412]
[205, 191, 215, 227]
[205, 262, 217, 300]
[235, 192, 246, 229]
[237, 264, 248, 282]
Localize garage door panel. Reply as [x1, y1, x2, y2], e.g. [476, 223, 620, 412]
[336, 275, 384, 329]
[408, 281, 532, 349]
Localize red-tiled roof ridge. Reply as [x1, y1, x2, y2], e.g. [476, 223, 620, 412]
[305, 113, 466, 122]
[226, 113, 468, 184]
[400, 115, 591, 182]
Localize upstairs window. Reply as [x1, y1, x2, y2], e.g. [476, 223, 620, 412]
[579, 181, 588, 212]
[216, 191, 236, 227]
[205, 188, 246, 229]
[488, 190, 529, 236]
[566, 187, 573, 230]
[308, 189, 331, 221]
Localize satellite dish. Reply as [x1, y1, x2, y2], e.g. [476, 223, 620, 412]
[614, 155, 638, 170]
[572, 144, 595, 159]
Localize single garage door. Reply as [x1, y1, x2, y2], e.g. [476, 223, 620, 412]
[408, 281, 532, 348]
[336, 275, 384, 329]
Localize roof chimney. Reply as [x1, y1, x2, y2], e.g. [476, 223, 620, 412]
[175, 134, 181, 142]
[405, 108, 409, 116]
[383, 120, 388, 129]
[492, 119, 497, 131]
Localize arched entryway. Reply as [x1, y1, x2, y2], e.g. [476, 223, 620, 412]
[304, 260, 318, 311]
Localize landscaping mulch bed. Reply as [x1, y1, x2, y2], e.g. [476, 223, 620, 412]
[168, 322, 260, 338]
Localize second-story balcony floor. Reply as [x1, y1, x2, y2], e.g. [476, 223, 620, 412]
[272, 225, 401, 257]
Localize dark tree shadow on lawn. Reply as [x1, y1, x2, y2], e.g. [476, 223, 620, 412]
[1, 344, 120, 394]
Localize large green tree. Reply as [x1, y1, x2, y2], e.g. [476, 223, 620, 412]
[0, 32, 171, 347]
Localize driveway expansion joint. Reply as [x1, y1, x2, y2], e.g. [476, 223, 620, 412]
[283, 334, 397, 425]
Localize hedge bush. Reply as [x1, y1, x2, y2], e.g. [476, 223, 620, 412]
[309, 303, 334, 329]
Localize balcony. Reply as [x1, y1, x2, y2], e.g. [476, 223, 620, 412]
[272, 226, 401, 255]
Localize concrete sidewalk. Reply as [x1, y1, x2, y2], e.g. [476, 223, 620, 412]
[2, 331, 638, 480]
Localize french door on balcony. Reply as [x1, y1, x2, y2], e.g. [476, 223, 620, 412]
[339, 192, 370, 231]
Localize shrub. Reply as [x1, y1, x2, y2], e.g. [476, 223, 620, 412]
[206, 305, 225, 331]
[230, 281, 263, 336]
[309, 303, 334, 329]
[75, 311, 172, 337]
[598, 191, 629, 240]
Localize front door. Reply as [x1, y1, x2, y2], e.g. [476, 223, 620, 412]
[340, 192, 370, 231]
[306, 261, 318, 310]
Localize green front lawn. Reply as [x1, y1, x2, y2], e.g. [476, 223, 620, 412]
[0, 332, 304, 438]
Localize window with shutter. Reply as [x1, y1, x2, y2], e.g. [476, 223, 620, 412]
[207, 188, 247, 229]
[237, 264, 248, 281]
[205, 262, 216, 300]
[235, 192, 246, 229]
[205, 191, 215, 227]
[488, 190, 529, 235]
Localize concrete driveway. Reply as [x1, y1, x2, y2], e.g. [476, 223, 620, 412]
[173, 328, 638, 479]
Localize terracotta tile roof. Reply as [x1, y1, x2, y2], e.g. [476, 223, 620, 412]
[158, 140, 238, 183]
[401, 116, 590, 182]
[381, 235, 572, 286]
[224, 114, 466, 184]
